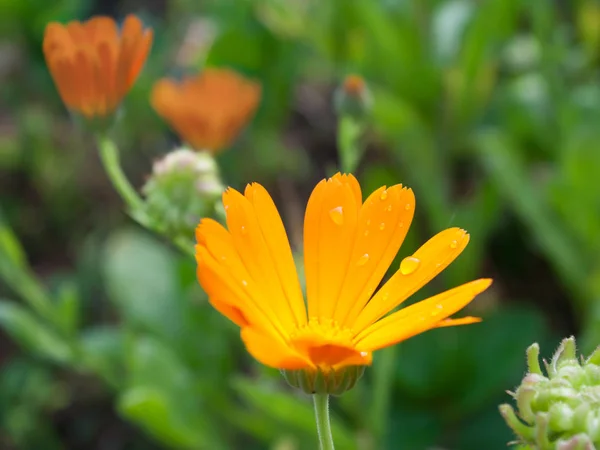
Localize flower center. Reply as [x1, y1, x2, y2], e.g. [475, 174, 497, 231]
[289, 317, 364, 367]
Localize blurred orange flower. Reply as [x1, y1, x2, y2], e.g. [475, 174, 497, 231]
[43, 15, 153, 119]
[195, 173, 492, 372]
[151, 69, 261, 153]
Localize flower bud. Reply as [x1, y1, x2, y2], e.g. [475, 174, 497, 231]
[333, 74, 373, 121]
[281, 366, 365, 396]
[500, 337, 600, 449]
[142, 148, 224, 238]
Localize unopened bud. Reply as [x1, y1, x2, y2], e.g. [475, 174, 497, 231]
[500, 337, 600, 449]
[142, 148, 224, 238]
[281, 366, 365, 396]
[334, 74, 373, 120]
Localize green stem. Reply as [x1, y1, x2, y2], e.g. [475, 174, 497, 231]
[96, 135, 144, 212]
[313, 394, 335, 450]
[95, 135, 200, 260]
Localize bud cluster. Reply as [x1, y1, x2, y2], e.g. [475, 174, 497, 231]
[500, 337, 600, 449]
[142, 148, 224, 238]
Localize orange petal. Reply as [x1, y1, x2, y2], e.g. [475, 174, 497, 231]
[196, 220, 289, 340]
[241, 327, 312, 370]
[334, 350, 373, 368]
[244, 183, 306, 326]
[334, 184, 415, 326]
[303, 174, 362, 319]
[150, 69, 260, 152]
[74, 49, 96, 117]
[222, 187, 305, 331]
[196, 244, 275, 334]
[114, 15, 152, 104]
[435, 316, 482, 328]
[352, 227, 471, 332]
[209, 296, 249, 328]
[355, 279, 492, 351]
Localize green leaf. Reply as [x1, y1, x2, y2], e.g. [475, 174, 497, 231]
[79, 326, 124, 387]
[102, 229, 185, 342]
[0, 301, 72, 363]
[232, 377, 357, 450]
[0, 217, 27, 269]
[120, 335, 220, 450]
[472, 130, 588, 309]
[53, 280, 79, 336]
[118, 386, 208, 450]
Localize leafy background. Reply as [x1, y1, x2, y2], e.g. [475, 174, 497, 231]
[1, 0, 599, 448]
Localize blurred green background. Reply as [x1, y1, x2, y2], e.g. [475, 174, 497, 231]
[2, 0, 600, 448]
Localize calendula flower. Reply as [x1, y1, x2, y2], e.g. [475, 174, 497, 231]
[151, 68, 261, 154]
[195, 173, 491, 390]
[43, 15, 153, 119]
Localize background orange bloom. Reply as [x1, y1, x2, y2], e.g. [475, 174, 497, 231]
[43, 15, 152, 118]
[151, 68, 261, 153]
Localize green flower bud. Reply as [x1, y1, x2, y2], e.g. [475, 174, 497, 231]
[333, 75, 373, 121]
[142, 147, 224, 238]
[500, 337, 600, 449]
[281, 366, 365, 396]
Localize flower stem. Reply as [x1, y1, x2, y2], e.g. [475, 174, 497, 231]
[96, 135, 144, 211]
[313, 394, 335, 450]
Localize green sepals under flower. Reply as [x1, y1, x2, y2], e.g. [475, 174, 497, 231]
[281, 366, 365, 396]
[500, 337, 600, 449]
[74, 111, 118, 134]
[142, 147, 224, 238]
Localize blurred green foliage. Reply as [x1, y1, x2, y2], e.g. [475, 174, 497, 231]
[2, 0, 600, 448]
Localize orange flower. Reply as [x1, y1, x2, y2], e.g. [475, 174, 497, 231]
[43, 15, 153, 118]
[195, 173, 492, 372]
[151, 69, 261, 153]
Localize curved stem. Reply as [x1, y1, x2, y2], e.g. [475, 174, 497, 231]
[313, 394, 335, 450]
[96, 135, 144, 211]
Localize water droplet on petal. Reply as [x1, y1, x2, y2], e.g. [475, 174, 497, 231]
[366, 219, 371, 226]
[241, 225, 247, 235]
[382, 292, 389, 301]
[386, 204, 393, 212]
[435, 263, 441, 268]
[241, 279, 248, 287]
[405, 204, 411, 210]
[356, 254, 369, 266]
[379, 223, 385, 230]
[398, 222, 404, 228]
[450, 240, 458, 249]
[430, 309, 442, 317]
[360, 351, 369, 357]
[364, 230, 369, 237]
[380, 190, 388, 200]
[400, 256, 420, 275]
[329, 206, 344, 225]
